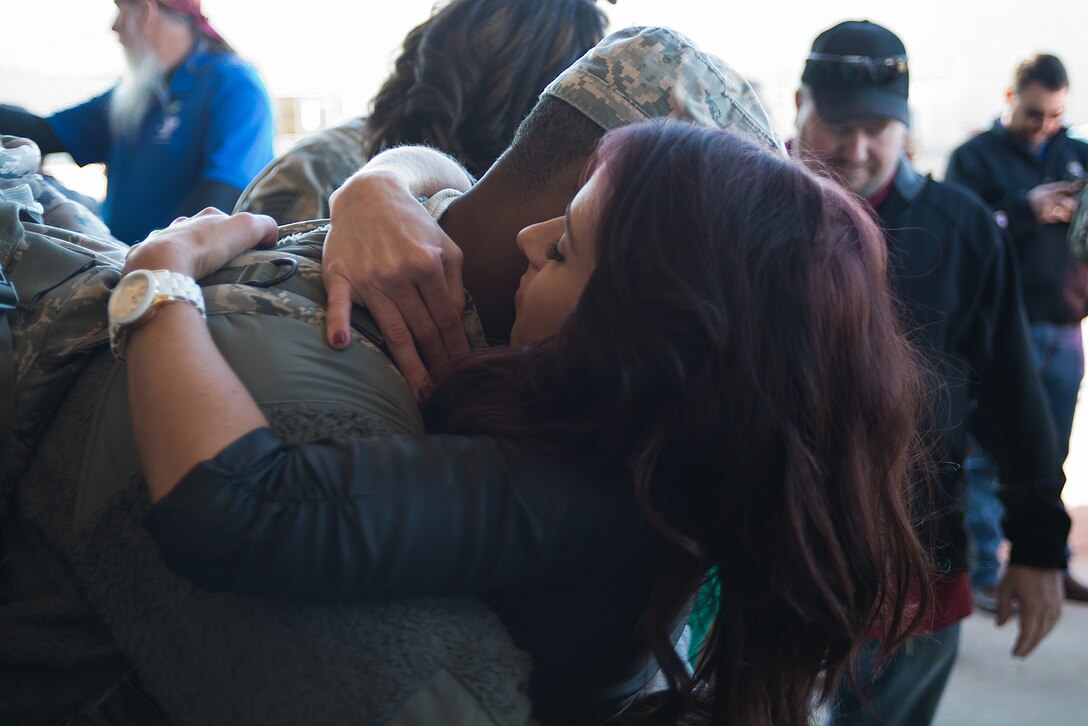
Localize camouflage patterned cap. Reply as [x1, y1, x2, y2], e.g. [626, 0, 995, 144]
[543, 26, 784, 154]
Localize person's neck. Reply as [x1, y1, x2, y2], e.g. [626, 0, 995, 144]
[440, 184, 526, 339]
[441, 164, 580, 339]
[999, 113, 1049, 154]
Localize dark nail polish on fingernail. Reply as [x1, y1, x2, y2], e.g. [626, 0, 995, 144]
[333, 331, 348, 347]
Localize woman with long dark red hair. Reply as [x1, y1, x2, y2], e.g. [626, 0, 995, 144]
[118, 121, 930, 725]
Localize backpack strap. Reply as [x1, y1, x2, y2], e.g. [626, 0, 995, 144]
[201, 257, 387, 352]
[10, 233, 97, 302]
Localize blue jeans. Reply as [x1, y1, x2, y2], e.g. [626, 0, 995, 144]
[965, 321, 1083, 589]
[826, 623, 962, 726]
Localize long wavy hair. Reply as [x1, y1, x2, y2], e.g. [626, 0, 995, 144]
[362, 0, 607, 178]
[426, 121, 932, 725]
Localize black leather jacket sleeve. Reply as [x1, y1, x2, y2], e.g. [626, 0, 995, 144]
[967, 233, 1070, 568]
[144, 427, 639, 602]
[880, 166, 1070, 572]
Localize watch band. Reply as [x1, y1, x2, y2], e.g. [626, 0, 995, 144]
[151, 271, 207, 316]
[109, 270, 206, 361]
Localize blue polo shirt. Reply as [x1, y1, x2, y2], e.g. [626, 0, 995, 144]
[47, 43, 274, 243]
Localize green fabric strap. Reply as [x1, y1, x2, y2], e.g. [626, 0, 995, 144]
[201, 259, 386, 352]
[10, 234, 95, 303]
[687, 566, 721, 666]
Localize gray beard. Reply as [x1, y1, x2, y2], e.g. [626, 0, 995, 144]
[109, 45, 168, 139]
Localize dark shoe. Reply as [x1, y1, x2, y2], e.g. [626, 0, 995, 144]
[1064, 572, 1088, 602]
[973, 585, 1000, 614]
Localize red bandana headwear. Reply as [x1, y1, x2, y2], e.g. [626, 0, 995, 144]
[156, 0, 227, 46]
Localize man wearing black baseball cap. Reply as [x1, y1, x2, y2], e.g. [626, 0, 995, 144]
[796, 20, 911, 199]
[794, 20, 1069, 726]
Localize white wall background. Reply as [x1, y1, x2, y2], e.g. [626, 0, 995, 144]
[4, 0, 1088, 170]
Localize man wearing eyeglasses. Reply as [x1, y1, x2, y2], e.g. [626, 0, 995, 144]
[947, 55, 1088, 612]
[793, 21, 1069, 726]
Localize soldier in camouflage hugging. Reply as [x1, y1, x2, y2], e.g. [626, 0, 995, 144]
[1, 27, 780, 726]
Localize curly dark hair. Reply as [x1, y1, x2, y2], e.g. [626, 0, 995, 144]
[427, 122, 932, 725]
[362, 0, 607, 178]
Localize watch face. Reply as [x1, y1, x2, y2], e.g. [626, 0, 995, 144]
[109, 270, 154, 324]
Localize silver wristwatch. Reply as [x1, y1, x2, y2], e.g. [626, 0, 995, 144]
[108, 269, 206, 360]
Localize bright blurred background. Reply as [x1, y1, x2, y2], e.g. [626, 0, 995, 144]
[3, 0, 1088, 509]
[4, 2, 1088, 185]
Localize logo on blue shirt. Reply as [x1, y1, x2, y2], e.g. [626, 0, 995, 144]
[154, 101, 183, 144]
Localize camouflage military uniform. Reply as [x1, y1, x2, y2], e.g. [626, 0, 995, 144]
[234, 117, 368, 224]
[3, 195, 488, 474]
[1, 136, 129, 480]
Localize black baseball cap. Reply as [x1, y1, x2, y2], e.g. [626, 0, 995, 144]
[801, 20, 910, 125]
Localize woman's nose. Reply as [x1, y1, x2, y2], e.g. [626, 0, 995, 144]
[516, 217, 563, 268]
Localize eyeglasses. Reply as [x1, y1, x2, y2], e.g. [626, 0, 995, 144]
[805, 53, 909, 85]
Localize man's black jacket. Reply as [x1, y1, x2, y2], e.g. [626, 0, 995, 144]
[947, 122, 1088, 324]
[877, 161, 1069, 573]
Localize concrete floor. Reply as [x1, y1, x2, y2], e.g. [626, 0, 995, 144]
[934, 603, 1088, 725]
[932, 504, 1088, 726]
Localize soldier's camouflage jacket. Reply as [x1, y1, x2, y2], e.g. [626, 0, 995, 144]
[1, 140, 485, 486]
[234, 117, 368, 224]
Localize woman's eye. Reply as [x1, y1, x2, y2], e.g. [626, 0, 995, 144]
[545, 240, 565, 262]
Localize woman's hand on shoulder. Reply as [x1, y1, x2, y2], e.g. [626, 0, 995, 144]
[123, 208, 279, 279]
[325, 171, 467, 395]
